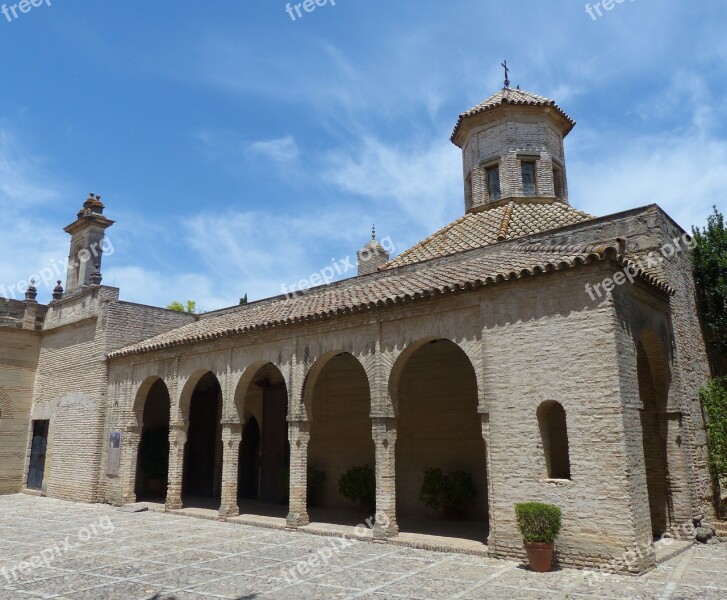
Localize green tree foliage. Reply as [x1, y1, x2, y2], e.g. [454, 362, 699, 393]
[167, 300, 197, 313]
[692, 207, 727, 376]
[701, 377, 727, 479]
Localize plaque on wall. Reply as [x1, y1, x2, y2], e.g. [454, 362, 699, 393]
[107, 431, 121, 476]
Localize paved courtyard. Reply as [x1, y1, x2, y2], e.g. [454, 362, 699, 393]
[0, 495, 726, 599]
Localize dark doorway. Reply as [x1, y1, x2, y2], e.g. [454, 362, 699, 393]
[27, 420, 49, 490]
[239, 417, 261, 500]
[135, 379, 171, 501]
[183, 373, 223, 501]
[259, 384, 288, 503]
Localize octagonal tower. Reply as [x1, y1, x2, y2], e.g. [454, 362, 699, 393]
[451, 87, 575, 214]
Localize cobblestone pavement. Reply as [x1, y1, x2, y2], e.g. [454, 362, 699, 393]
[0, 495, 726, 599]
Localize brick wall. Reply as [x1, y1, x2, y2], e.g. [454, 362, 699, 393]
[0, 328, 40, 493]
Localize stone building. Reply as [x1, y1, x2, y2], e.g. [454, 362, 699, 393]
[0, 86, 715, 573]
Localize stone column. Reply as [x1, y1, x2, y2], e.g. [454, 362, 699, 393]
[286, 420, 310, 528]
[372, 417, 398, 539]
[120, 425, 142, 505]
[219, 423, 243, 520]
[165, 422, 188, 511]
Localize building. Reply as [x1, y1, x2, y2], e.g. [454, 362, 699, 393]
[0, 85, 715, 573]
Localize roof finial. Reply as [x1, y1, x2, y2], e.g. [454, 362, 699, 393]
[501, 60, 510, 89]
[371, 224, 376, 240]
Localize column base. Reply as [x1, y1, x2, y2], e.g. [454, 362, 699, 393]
[373, 521, 399, 540]
[286, 510, 310, 528]
[165, 500, 183, 511]
[218, 504, 239, 520]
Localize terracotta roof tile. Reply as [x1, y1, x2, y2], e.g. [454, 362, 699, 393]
[451, 88, 576, 143]
[383, 201, 594, 269]
[109, 239, 672, 359]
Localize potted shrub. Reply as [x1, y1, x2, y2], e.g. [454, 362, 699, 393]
[277, 466, 326, 506]
[420, 468, 476, 519]
[515, 502, 562, 572]
[339, 465, 376, 512]
[139, 427, 169, 498]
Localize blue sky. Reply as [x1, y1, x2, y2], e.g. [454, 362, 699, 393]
[1, 0, 725, 309]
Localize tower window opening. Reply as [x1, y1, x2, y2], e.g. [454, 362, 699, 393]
[465, 173, 473, 209]
[486, 165, 501, 201]
[521, 161, 537, 196]
[553, 167, 564, 199]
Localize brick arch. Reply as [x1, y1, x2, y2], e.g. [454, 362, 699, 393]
[301, 351, 370, 421]
[177, 369, 218, 422]
[232, 360, 283, 423]
[131, 376, 169, 427]
[636, 329, 672, 411]
[387, 337, 478, 416]
[0, 388, 13, 419]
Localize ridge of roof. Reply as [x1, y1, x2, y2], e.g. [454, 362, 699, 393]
[108, 239, 672, 360]
[382, 201, 595, 270]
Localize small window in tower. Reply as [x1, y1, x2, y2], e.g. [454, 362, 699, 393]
[553, 167, 564, 199]
[486, 165, 501, 201]
[521, 161, 536, 196]
[465, 173, 473, 209]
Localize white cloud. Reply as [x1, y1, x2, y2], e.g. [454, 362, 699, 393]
[322, 135, 462, 236]
[245, 136, 300, 162]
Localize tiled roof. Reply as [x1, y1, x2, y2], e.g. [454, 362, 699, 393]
[109, 240, 672, 359]
[382, 201, 594, 269]
[451, 88, 576, 143]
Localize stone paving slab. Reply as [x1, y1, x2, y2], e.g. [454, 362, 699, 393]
[1, 494, 726, 599]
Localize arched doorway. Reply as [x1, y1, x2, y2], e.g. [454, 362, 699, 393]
[239, 417, 261, 500]
[307, 353, 374, 525]
[394, 339, 488, 542]
[135, 379, 170, 501]
[236, 363, 289, 513]
[182, 372, 223, 505]
[637, 332, 672, 537]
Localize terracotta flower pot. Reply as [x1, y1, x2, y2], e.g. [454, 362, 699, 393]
[523, 541, 554, 572]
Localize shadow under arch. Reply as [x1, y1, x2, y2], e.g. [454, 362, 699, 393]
[637, 328, 677, 538]
[135, 377, 171, 501]
[393, 338, 489, 544]
[304, 351, 375, 526]
[388, 336, 477, 416]
[182, 371, 223, 507]
[235, 362, 289, 516]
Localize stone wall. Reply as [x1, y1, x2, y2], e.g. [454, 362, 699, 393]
[103, 262, 680, 572]
[29, 286, 197, 502]
[527, 204, 714, 520]
[0, 328, 40, 494]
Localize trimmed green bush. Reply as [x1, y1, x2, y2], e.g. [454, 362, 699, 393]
[419, 468, 476, 512]
[515, 502, 562, 543]
[339, 465, 375, 506]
